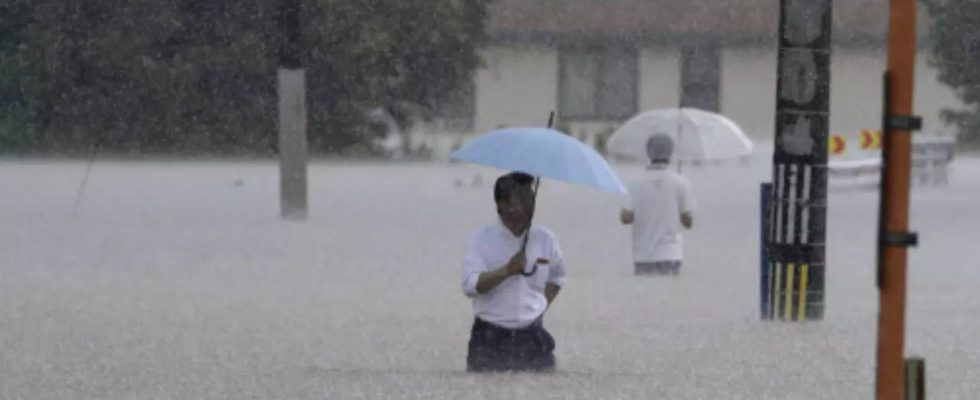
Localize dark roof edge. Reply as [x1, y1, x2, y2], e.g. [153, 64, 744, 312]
[488, 32, 890, 49]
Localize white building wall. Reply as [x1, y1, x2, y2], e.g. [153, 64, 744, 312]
[828, 47, 886, 136]
[638, 48, 681, 111]
[719, 46, 960, 143]
[721, 47, 778, 140]
[422, 42, 962, 159]
[473, 45, 559, 135]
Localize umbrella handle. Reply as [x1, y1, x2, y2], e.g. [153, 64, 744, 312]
[518, 177, 541, 277]
[518, 231, 537, 276]
[520, 264, 538, 277]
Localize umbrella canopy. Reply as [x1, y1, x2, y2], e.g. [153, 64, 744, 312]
[450, 126, 626, 276]
[450, 127, 627, 195]
[607, 108, 754, 162]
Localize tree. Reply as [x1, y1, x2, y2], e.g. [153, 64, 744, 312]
[304, 0, 490, 154]
[3, 0, 280, 154]
[0, 0, 39, 151]
[0, 0, 491, 155]
[923, 0, 980, 145]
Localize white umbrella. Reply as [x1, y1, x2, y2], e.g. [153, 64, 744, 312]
[606, 108, 754, 162]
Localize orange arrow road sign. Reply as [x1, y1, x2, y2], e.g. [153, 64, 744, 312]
[829, 134, 846, 155]
[860, 130, 882, 150]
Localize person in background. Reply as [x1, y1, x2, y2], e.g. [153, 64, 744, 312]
[620, 134, 695, 275]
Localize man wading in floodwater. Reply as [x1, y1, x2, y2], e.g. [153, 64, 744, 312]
[461, 172, 566, 372]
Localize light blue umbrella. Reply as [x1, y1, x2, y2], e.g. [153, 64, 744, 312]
[449, 127, 628, 195]
[450, 127, 627, 276]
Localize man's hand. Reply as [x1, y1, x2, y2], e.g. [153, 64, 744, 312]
[620, 208, 634, 224]
[476, 248, 526, 294]
[545, 283, 561, 306]
[681, 212, 693, 229]
[504, 249, 527, 276]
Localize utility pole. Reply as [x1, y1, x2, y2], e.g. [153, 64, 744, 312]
[876, 0, 921, 398]
[278, 0, 308, 220]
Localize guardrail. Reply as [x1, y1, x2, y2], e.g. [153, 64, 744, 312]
[828, 135, 955, 189]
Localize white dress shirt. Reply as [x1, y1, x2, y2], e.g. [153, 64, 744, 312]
[461, 220, 566, 329]
[627, 166, 695, 262]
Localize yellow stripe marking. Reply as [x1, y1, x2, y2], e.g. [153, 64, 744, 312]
[797, 264, 809, 321]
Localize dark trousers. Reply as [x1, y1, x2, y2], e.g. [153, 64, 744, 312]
[466, 317, 556, 372]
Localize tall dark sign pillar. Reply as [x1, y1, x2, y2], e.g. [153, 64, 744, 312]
[765, 0, 832, 321]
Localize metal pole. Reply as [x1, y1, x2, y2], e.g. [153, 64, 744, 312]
[875, 1, 920, 398]
[904, 358, 926, 400]
[760, 183, 773, 319]
[278, 0, 308, 220]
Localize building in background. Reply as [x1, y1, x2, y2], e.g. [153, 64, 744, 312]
[413, 0, 961, 158]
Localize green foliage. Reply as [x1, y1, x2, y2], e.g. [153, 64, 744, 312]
[923, 0, 980, 144]
[0, 0, 39, 151]
[0, 0, 490, 155]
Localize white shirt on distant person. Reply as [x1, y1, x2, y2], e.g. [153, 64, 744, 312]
[461, 221, 566, 329]
[627, 165, 695, 263]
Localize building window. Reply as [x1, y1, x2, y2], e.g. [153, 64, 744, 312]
[436, 77, 475, 131]
[559, 46, 637, 120]
[680, 44, 721, 112]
